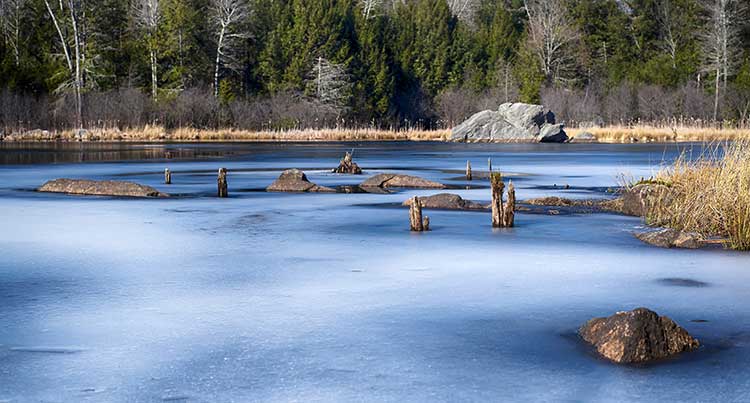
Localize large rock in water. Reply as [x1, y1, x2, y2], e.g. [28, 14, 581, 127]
[360, 174, 446, 189]
[38, 179, 168, 197]
[402, 193, 487, 210]
[450, 102, 568, 143]
[266, 169, 335, 192]
[579, 308, 700, 364]
[635, 228, 704, 249]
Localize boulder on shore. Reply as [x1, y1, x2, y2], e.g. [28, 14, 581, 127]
[572, 131, 597, 142]
[360, 174, 446, 189]
[266, 169, 335, 193]
[402, 193, 487, 210]
[38, 178, 168, 197]
[450, 102, 568, 143]
[579, 308, 700, 364]
[635, 228, 704, 249]
[333, 152, 362, 174]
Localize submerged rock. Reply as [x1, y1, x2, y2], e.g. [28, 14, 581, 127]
[38, 179, 168, 197]
[333, 152, 363, 174]
[360, 174, 446, 189]
[402, 193, 488, 210]
[450, 102, 568, 143]
[266, 169, 335, 193]
[579, 308, 700, 364]
[523, 196, 604, 207]
[635, 228, 704, 249]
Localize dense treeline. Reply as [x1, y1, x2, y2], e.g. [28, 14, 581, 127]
[1, 0, 749, 132]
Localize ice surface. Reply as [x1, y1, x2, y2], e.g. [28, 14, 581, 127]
[0, 142, 749, 402]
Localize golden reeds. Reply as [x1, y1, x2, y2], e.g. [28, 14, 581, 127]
[645, 139, 750, 250]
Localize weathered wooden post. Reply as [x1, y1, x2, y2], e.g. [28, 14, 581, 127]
[491, 172, 505, 227]
[466, 160, 472, 180]
[503, 180, 515, 227]
[409, 196, 428, 232]
[218, 168, 228, 197]
[164, 168, 172, 184]
[488, 157, 492, 173]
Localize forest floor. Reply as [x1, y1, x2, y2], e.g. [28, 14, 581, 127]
[2, 125, 749, 143]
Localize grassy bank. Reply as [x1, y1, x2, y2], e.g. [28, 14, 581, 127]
[568, 126, 750, 143]
[643, 140, 750, 250]
[3, 125, 750, 143]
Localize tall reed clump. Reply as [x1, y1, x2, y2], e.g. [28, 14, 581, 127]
[647, 140, 750, 250]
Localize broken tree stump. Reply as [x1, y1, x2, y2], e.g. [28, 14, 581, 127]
[466, 161, 472, 180]
[217, 168, 228, 197]
[491, 173, 505, 227]
[490, 173, 515, 228]
[333, 151, 363, 174]
[503, 180, 515, 227]
[409, 196, 429, 232]
[164, 168, 171, 184]
[488, 157, 492, 173]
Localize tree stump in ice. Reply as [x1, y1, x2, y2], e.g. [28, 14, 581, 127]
[466, 160, 472, 180]
[333, 152, 363, 174]
[409, 196, 429, 232]
[164, 168, 171, 184]
[491, 173, 515, 228]
[217, 168, 228, 198]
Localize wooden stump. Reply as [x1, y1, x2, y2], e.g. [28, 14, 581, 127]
[491, 173, 515, 228]
[503, 180, 515, 227]
[164, 168, 171, 184]
[217, 168, 228, 198]
[491, 172, 505, 227]
[409, 196, 428, 231]
[488, 157, 492, 173]
[466, 161, 472, 180]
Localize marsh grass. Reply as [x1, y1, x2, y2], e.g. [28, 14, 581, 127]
[569, 126, 750, 143]
[646, 140, 750, 250]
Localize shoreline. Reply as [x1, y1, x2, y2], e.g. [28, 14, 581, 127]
[1, 126, 748, 143]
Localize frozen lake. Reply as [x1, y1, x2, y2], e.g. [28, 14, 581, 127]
[0, 142, 748, 402]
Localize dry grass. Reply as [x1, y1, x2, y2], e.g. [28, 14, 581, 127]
[568, 125, 750, 143]
[1, 126, 449, 142]
[645, 139, 750, 250]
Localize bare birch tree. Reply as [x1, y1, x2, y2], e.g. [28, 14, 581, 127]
[43, 0, 84, 128]
[656, 0, 679, 69]
[701, 0, 743, 120]
[0, 0, 25, 66]
[309, 56, 351, 113]
[133, 0, 161, 100]
[209, 0, 249, 98]
[523, 0, 579, 86]
[360, 0, 383, 20]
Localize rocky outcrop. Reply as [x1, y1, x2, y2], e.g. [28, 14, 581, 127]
[266, 169, 335, 193]
[635, 228, 704, 249]
[579, 308, 700, 364]
[402, 193, 487, 210]
[333, 152, 362, 174]
[360, 174, 446, 189]
[38, 179, 168, 197]
[450, 102, 568, 143]
[523, 197, 603, 207]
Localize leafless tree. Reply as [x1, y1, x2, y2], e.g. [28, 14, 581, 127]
[133, 0, 161, 100]
[309, 57, 351, 113]
[656, 0, 680, 69]
[44, 0, 85, 128]
[447, 0, 478, 23]
[701, 0, 743, 121]
[360, 0, 383, 20]
[1, 0, 25, 66]
[209, 0, 249, 98]
[523, 0, 579, 86]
